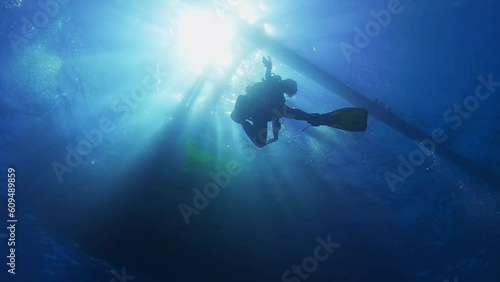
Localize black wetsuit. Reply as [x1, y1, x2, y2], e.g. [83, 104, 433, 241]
[231, 76, 314, 147]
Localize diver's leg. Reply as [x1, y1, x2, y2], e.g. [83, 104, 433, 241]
[281, 105, 319, 122]
[241, 119, 268, 148]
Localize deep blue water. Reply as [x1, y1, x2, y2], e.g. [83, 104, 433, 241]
[0, 0, 499, 281]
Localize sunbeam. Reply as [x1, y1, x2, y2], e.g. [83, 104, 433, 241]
[178, 9, 235, 70]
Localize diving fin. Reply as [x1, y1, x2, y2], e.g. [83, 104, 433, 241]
[308, 107, 368, 132]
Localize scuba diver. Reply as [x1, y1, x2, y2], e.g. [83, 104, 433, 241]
[231, 56, 368, 148]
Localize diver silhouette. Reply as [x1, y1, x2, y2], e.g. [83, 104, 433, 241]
[231, 56, 368, 148]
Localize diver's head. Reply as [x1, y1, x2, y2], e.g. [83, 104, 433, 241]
[282, 79, 298, 96]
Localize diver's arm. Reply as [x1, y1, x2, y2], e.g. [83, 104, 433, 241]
[266, 118, 281, 145]
[266, 137, 278, 145]
[262, 56, 272, 80]
[266, 133, 278, 145]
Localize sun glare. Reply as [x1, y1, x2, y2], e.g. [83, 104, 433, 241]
[178, 11, 235, 69]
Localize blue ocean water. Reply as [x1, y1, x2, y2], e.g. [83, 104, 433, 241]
[0, 0, 499, 281]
